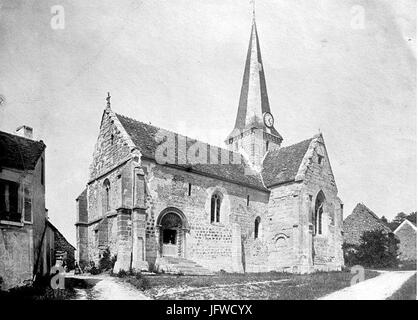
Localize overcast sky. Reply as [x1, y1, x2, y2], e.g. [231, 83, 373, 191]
[0, 0, 416, 245]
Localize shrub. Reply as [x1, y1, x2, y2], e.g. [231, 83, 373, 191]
[117, 269, 128, 278]
[127, 272, 151, 291]
[98, 248, 115, 272]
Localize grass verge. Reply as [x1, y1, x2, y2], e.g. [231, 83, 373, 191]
[141, 270, 379, 300]
[387, 273, 417, 300]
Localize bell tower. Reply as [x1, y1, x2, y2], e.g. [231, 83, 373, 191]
[225, 14, 283, 170]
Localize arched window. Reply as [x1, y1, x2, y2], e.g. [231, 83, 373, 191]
[210, 193, 221, 223]
[254, 216, 261, 239]
[103, 179, 110, 213]
[314, 191, 325, 235]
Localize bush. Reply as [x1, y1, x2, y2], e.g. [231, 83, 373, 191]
[343, 229, 399, 268]
[126, 272, 151, 291]
[98, 248, 116, 272]
[117, 269, 129, 278]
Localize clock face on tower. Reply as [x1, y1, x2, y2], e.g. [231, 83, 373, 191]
[263, 112, 274, 128]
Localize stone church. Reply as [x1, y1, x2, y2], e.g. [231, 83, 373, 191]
[75, 18, 344, 274]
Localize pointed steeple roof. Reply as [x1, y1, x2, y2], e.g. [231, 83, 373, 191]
[228, 18, 281, 139]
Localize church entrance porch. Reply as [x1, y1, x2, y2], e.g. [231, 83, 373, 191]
[156, 208, 189, 259]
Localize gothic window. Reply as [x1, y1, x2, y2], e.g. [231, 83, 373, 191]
[110, 134, 114, 145]
[188, 183, 192, 196]
[247, 195, 250, 206]
[103, 179, 110, 214]
[266, 141, 269, 151]
[210, 193, 221, 223]
[254, 216, 261, 239]
[318, 155, 324, 165]
[314, 191, 325, 235]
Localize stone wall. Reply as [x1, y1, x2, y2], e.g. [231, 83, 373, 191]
[245, 182, 300, 272]
[298, 138, 344, 272]
[395, 222, 417, 261]
[88, 109, 132, 182]
[141, 159, 269, 272]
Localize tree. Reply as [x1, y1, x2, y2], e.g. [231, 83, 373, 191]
[380, 216, 388, 224]
[393, 212, 407, 225]
[407, 212, 416, 224]
[343, 229, 399, 268]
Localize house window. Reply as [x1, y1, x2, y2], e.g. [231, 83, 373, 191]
[0, 179, 20, 222]
[247, 195, 250, 206]
[210, 193, 221, 223]
[254, 216, 261, 239]
[314, 191, 325, 235]
[318, 155, 324, 165]
[41, 158, 45, 185]
[103, 179, 110, 214]
[188, 183, 192, 196]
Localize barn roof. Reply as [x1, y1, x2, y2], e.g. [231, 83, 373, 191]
[0, 130, 45, 171]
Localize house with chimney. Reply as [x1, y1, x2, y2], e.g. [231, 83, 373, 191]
[0, 126, 57, 290]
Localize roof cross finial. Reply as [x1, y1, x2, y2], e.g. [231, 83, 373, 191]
[251, 0, 256, 21]
[106, 92, 111, 108]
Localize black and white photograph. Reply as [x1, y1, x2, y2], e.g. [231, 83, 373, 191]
[0, 0, 416, 305]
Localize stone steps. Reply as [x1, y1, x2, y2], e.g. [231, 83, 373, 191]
[155, 257, 214, 275]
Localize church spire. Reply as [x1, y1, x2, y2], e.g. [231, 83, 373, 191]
[225, 10, 283, 169]
[227, 15, 282, 140]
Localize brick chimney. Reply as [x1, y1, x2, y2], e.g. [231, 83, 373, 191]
[16, 125, 33, 139]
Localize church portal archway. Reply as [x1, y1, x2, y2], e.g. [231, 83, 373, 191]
[157, 207, 189, 258]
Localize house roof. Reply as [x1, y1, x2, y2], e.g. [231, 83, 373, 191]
[261, 138, 313, 187]
[0, 130, 45, 171]
[343, 203, 392, 245]
[76, 188, 87, 201]
[394, 219, 417, 234]
[46, 220, 76, 250]
[116, 113, 267, 190]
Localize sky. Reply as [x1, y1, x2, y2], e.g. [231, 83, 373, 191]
[0, 0, 416, 246]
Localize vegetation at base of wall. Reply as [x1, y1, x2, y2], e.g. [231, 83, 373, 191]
[124, 272, 151, 291]
[84, 248, 117, 275]
[387, 274, 417, 300]
[343, 229, 400, 268]
[112, 269, 151, 291]
[98, 248, 116, 272]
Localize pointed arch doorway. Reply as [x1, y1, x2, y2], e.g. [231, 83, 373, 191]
[156, 207, 189, 258]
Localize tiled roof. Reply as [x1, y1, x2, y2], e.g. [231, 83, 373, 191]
[0, 130, 45, 171]
[116, 114, 267, 190]
[261, 138, 313, 187]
